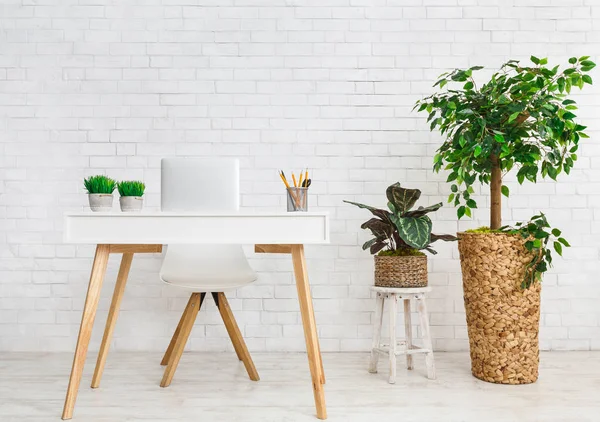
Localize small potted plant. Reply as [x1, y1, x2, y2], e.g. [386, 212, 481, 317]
[117, 180, 145, 212]
[84, 175, 116, 212]
[345, 183, 456, 288]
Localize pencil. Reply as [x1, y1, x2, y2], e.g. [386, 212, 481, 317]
[292, 172, 297, 187]
[305, 169, 309, 186]
[279, 171, 291, 189]
[298, 170, 303, 188]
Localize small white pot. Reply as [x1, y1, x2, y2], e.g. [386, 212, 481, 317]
[88, 194, 114, 212]
[120, 196, 143, 212]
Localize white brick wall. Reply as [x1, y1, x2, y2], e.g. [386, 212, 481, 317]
[1, 0, 599, 352]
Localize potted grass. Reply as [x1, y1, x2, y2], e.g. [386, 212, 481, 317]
[415, 56, 595, 384]
[117, 180, 145, 212]
[345, 183, 456, 288]
[84, 175, 116, 212]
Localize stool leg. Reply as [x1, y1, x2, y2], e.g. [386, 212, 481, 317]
[388, 293, 397, 384]
[403, 298, 413, 370]
[417, 297, 436, 380]
[368, 292, 385, 374]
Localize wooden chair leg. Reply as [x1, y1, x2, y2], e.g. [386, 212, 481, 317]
[161, 294, 197, 366]
[403, 298, 414, 370]
[212, 292, 260, 381]
[62, 245, 110, 420]
[160, 293, 204, 388]
[368, 292, 385, 374]
[91, 253, 134, 388]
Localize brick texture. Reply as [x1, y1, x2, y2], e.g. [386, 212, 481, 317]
[1, 0, 599, 352]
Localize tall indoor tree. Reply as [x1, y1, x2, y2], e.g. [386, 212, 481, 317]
[414, 56, 595, 386]
[415, 56, 595, 229]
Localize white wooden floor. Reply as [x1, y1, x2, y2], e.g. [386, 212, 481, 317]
[1, 351, 599, 422]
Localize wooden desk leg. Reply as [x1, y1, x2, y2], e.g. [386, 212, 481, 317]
[91, 253, 133, 388]
[291, 244, 327, 420]
[62, 244, 110, 420]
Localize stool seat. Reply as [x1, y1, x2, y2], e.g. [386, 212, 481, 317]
[368, 286, 436, 383]
[371, 286, 432, 295]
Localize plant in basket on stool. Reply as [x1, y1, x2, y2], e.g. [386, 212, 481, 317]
[117, 180, 145, 212]
[344, 182, 456, 288]
[415, 56, 595, 385]
[84, 175, 116, 212]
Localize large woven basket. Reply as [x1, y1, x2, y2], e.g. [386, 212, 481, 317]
[458, 232, 541, 385]
[374, 255, 427, 288]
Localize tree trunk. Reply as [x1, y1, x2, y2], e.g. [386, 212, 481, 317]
[490, 154, 502, 230]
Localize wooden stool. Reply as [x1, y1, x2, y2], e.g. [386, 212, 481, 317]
[368, 286, 435, 383]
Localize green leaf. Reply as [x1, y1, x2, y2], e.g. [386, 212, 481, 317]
[343, 200, 392, 222]
[390, 215, 433, 249]
[551, 228, 561, 237]
[553, 241, 563, 256]
[457, 206, 466, 219]
[558, 237, 571, 247]
[362, 238, 379, 251]
[385, 183, 421, 214]
[583, 75, 593, 84]
[463, 81, 474, 90]
[494, 134, 505, 143]
[466, 199, 477, 209]
[474, 145, 482, 157]
[501, 185, 509, 197]
[563, 111, 577, 120]
[361, 218, 394, 238]
[402, 203, 443, 218]
[508, 112, 520, 123]
[569, 57, 577, 64]
[530, 55, 540, 65]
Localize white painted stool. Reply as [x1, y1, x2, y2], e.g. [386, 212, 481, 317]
[368, 286, 435, 383]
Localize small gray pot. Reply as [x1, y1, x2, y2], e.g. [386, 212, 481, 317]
[88, 194, 114, 212]
[119, 196, 143, 212]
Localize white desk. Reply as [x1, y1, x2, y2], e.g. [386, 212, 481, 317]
[61, 212, 330, 420]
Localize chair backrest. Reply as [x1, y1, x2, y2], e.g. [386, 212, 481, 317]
[159, 158, 256, 290]
[161, 157, 239, 212]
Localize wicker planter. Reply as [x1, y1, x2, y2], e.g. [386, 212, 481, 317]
[374, 255, 428, 288]
[458, 232, 541, 385]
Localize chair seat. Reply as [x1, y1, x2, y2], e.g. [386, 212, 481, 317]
[162, 274, 256, 292]
[159, 244, 257, 292]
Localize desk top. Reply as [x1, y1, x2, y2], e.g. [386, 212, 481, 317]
[64, 212, 330, 245]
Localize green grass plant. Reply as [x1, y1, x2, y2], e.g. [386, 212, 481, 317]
[117, 180, 145, 197]
[84, 175, 116, 194]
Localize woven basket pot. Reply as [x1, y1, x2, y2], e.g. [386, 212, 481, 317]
[458, 232, 541, 385]
[374, 255, 428, 288]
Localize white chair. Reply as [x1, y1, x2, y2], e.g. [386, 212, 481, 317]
[158, 157, 259, 387]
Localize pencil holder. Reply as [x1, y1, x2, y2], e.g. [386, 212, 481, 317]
[287, 187, 308, 212]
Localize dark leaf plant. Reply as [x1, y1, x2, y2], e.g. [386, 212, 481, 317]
[415, 56, 595, 286]
[344, 183, 457, 255]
